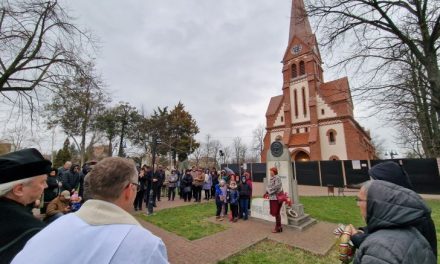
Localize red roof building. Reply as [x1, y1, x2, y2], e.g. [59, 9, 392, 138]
[262, 0, 375, 162]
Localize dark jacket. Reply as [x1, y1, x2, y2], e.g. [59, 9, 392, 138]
[0, 197, 46, 263]
[44, 176, 59, 202]
[155, 170, 165, 186]
[353, 181, 436, 264]
[238, 182, 252, 199]
[61, 170, 80, 192]
[228, 189, 239, 205]
[181, 173, 193, 188]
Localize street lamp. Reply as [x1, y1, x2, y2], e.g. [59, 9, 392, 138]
[385, 150, 398, 159]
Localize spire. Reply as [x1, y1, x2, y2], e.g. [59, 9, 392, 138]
[288, 0, 313, 44]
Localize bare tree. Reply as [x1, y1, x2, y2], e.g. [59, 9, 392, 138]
[0, 0, 94, 112]
[252, 124, 265, 161]
[307, 0, 440, 157]
[203, 134, 212, 167]
[307, 1, 439, 110]
[211, 140, 222, 168]
[192, 146, 203, 167]
[223, 147, 232, 164]
[232, 137, 243, 164]
[45, 63, 108, 165]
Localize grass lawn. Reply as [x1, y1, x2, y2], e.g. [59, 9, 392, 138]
[221, 196, 440, 264]
[138, 202, 226, 241]
[218, 240, 340, 264]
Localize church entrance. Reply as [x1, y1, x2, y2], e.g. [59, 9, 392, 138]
[294, 151, 310, 162]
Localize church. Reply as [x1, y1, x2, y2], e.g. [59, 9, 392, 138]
[262, 0, 375, 162]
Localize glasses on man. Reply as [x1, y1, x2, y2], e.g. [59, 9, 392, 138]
[126, 182, 140, 190]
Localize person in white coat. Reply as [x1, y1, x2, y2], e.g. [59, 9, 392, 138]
[12, 157, 168, 264]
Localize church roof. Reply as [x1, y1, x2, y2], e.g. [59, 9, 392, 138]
[289, 0, 313, 44]
[320, 77, 351, 104]
[265, 95, 283, 116]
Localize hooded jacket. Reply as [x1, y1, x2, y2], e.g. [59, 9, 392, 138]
[353, 180, 436, 264]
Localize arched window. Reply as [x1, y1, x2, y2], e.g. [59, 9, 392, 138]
[294, 89, 299, 117]
[302, 87, 307, 117]
[299, 61, 305, 75]
[291, 64, 297, 78]
[327, 129, 337, 144]
[280, 116, 284, 122]
[329, 155, 340, 161]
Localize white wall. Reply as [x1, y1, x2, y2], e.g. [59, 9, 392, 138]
[289, 78, 310, 124]
[273, 104, 285, 127]
[318, 123, 348, 160]
[270, 130, 284, 144]
[316, 94, 337, 119]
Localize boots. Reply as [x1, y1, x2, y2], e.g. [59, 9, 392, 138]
[272, 214, 282, 233]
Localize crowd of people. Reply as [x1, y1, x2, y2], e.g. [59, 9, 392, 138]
[0, 148, 438, 264]
[0, 149, 168, 263]
[133, 165, 254, 222]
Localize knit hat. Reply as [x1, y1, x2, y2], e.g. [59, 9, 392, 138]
[0, 148, 52, 184]
[369, 161, 413, 190]
[270, 167, 278, 175]
[60, 190, 71, 199]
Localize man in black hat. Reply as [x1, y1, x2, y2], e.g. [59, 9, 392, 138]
[0, 148, 52, 263]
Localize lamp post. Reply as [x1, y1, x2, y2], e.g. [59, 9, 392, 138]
[385, 150, 398, 159]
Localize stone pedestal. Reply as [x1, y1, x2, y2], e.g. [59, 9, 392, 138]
[251, 137, 316, 231]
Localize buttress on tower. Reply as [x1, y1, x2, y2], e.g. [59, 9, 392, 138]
[262, 0, 375, 162]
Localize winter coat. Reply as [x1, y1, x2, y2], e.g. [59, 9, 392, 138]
[181, 174, 193, 188]
[155, 170, 165, 186]
[212, 173, 219, 186]
[44, 176, 60, 202]
[193, 172, 205, 187]
[203, 174, 212, 190]
[61, 170, 80, 192]
[353, 180, 436, 264]
[228, 189, 239, 205]
[238, 182, 252, 199]
[0, 197, 46, 263]
[167, 174, 178, 188]
[45, 196, 70, 217]
[266, 175, 282, 200]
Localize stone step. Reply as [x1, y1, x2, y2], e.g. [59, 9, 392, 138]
[287, 217, 317, 232]
[288, 213, 311, 226]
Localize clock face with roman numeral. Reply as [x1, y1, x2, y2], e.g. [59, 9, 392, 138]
[291, 44, 302, 54]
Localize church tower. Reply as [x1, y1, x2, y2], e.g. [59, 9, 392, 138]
[262, 0, 375, 162]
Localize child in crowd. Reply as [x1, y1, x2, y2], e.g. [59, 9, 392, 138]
[238, 176, 251, 220]
[215, 180, 225, 220]
[228, 181, 240, 222]
[70, 191, 82, 212]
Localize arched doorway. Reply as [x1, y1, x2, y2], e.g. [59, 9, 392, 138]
[294, 151, 310, 162]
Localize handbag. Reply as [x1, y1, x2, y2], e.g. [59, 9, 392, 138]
[184, 186, 192, 193]
[276, 191, 287, 203]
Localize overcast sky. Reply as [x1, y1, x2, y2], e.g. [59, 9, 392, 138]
[35, 0, 398, 156]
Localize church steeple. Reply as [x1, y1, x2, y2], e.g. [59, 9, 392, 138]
[288, 0, 313, 44]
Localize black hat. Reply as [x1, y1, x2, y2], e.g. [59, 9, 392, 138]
[0, 148, 52, 184]
[369, 161, 413, 190]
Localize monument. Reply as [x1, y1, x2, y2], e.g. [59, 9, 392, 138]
[251, 136, 316, 231]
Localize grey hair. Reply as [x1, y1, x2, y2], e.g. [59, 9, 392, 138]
[0, 177, 35, 197]
[361, 180, 373, 196]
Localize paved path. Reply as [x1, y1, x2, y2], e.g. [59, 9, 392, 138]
[131, 185, 439, 264]
[133, 196, 336, 264]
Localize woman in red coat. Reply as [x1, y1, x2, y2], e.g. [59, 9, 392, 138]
[266, 167, 283, 233]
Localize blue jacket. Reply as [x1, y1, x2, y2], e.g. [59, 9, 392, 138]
[228, 189, 239, 205]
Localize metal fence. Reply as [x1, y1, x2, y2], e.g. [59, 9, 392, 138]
[221, 158, 440, 194]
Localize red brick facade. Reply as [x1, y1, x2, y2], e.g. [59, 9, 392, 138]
[262, 0, 375, 162]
